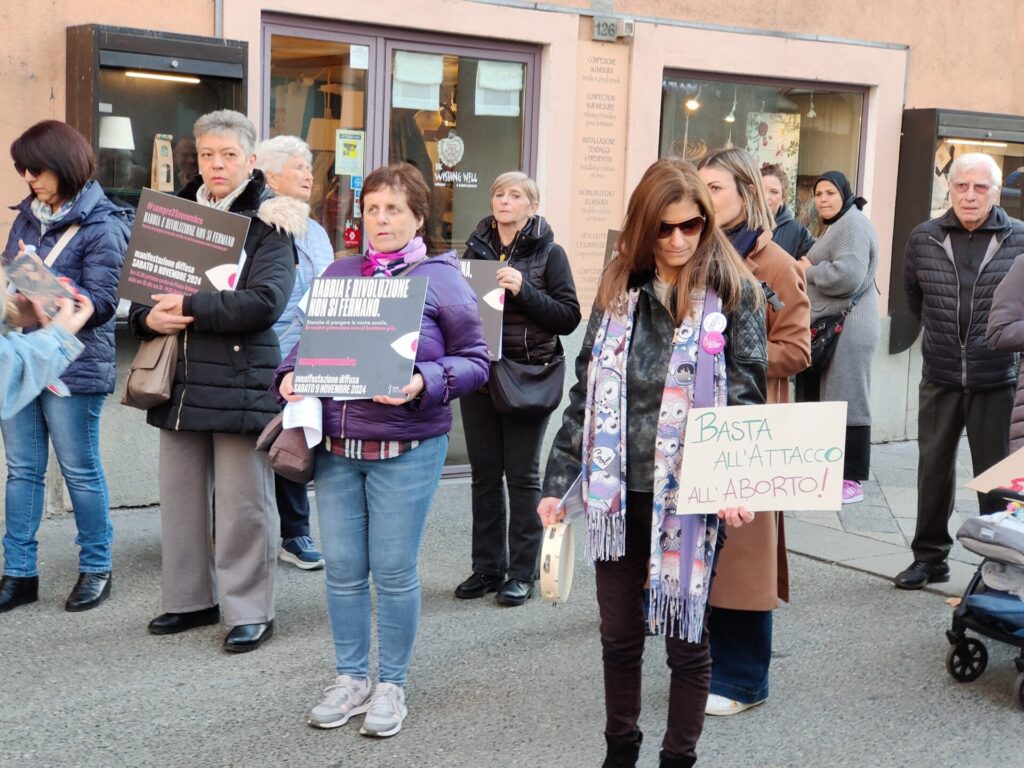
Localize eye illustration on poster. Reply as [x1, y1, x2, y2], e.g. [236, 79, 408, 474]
[390, 331, 420, 360]
[204, 263, 239, 291]
[458, 259, 505, 360]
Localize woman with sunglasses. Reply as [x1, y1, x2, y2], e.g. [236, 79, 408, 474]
[697, 148, 810, 717]
[0, 120, 132, 614]
[539, 157, 767, 768]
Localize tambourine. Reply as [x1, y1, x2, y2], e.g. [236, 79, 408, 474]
[539, 522, 574, 604]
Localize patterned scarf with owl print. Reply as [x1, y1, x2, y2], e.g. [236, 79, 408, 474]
[581, 285, 727, 640]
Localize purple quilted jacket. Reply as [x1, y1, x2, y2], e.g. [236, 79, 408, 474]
[276, 251, 490, 441]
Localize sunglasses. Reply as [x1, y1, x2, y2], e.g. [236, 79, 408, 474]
[13, 162, 42, 177]
[657, 215, 705, 239]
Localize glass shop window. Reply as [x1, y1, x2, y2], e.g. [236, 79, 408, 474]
[389, 50, 526, 255]
[659, 73, 866, 231]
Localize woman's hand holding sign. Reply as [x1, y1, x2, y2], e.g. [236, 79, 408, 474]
[373, 372, 425, 406]
[146, 293, 193, 335]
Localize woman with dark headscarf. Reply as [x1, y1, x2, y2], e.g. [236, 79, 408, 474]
[795, 171, 880, 505]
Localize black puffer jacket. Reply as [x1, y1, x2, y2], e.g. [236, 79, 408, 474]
[128, 171, 302, 434]
[543, 275, 768, 496]
[771, 204, 814, 260]
[464, 215, 581, 364]
[905, 206, 1024, 391]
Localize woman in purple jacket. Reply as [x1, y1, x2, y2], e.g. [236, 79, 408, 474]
[277, 162, 489, 739]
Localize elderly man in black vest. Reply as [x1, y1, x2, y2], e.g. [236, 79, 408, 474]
[897, 152, 1024, 589]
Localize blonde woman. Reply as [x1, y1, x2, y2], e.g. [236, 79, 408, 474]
[455, 172, 581, 606]
[697, 147, 810, 716]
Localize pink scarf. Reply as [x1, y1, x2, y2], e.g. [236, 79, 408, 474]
[361, 236, 429, 277]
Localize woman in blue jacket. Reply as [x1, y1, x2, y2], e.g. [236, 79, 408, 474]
[0, 120, 132, 614]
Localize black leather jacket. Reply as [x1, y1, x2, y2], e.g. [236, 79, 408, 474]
[543, 274, 768, 496]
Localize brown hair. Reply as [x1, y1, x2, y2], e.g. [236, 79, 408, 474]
[360, 162, 433, 251]
[11, 120, 96, 202]
[698, 148, 775, 233]
[599, 157, 762, 323]
[759, 162, 789, 192]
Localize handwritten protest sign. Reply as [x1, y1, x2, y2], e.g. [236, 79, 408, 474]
[965, 447, 1024, 497]
[677, 401, 847, 514]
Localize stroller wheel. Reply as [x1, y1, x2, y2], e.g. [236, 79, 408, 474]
[946, 638, 988, 682]
[1016, 673, 1024, 709]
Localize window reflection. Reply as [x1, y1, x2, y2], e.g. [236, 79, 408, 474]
[660, 74, 865, 230]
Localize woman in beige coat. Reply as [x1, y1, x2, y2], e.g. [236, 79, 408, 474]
[698, 148, 811, 716]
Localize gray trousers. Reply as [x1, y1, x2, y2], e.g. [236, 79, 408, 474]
[158, 429, 278, 626]
[912, 379, 1014, 563]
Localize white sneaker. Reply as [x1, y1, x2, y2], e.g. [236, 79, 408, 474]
[308, 674, 372, 729]
[705, 693, 765, 716]
[359, 682, 407, 737]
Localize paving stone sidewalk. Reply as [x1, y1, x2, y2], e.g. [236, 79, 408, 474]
[787, 439, 986, 596]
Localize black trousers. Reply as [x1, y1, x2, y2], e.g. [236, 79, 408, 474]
[596, 490, 714, 762]
[794, 370, 871, 481]
[912, 378, 1014, 563]
[460, 389, 549, 581]
[275, 474, 311, 540]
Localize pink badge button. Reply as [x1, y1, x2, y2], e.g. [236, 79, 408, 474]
[701, 331, 725, 355]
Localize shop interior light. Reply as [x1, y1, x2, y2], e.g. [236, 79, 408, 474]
[685, 85, 701, 111]
[724, 87, 737, 123]
[806, 93, 817, 119]
[125, 70, 201, 84]
[946, 138, 1009, 148]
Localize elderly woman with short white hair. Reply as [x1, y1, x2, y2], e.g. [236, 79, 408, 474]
[256, 135, 335, 572]
[128, 109, 306, 653]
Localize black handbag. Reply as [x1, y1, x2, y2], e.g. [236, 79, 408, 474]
[488, 341, 565, 418]
[808, 277, 875, 372]
[808, 312, 847, 372]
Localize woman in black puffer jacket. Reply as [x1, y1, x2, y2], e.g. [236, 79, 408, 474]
[454, 172, 581, 607]
[128, 110, 301, 654]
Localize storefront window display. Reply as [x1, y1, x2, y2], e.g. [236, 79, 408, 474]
[660, 73, 865, 231]
[267, 24, 537, 258]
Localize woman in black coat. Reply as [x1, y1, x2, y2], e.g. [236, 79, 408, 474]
[128, 110, 303, 653]
[455, 172, 581, 606]
[760, 163, 814, 259]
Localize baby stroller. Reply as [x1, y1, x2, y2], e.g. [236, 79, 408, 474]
[946, 491, 1024, 707]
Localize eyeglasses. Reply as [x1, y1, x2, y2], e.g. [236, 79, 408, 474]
[657, 215, 705, 239]
[951, 181, 993, 195]
[13, 162, 41, 177]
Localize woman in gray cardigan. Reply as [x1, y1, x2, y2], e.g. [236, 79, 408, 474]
[795, 172, 879, 504]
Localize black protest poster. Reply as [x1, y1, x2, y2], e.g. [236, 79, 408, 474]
[459, 259, 504, 360]
[292, 276, 428, 399]
[117, 188, 251, 306]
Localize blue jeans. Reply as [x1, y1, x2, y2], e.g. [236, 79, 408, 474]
[315, 435, 447, 685]
[708, 607, 772, 704]
[1, 392, 112, 577]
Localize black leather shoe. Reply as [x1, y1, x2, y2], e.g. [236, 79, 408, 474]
[148, 605, 220, 635]
[0, 575, 38, 613]
[223, 621, 274, 653]
[894, 560, 950, 590]
[495, 578, 533, 606]
[659, 749, 696, 768]
[65, 572, 111, 612]
[603, 731, 642, 768]
[454, 572, 505, 599]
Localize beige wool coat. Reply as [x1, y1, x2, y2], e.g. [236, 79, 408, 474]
[710, 234, 810, 611]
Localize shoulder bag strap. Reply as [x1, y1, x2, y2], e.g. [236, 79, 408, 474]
[42, 224, 82, 268]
